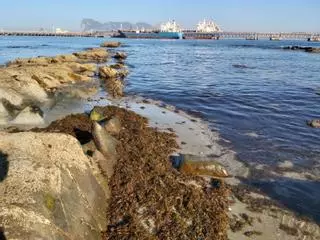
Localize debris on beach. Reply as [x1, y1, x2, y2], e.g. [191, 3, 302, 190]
[172, 154, 230, 178]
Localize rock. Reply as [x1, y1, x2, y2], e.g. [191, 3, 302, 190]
[110, 63, 125, 69]
[104, 78, 124, 98]
[65, 62, 97, 74]
[0, 132, 108, 239]
[100, 41, 121, 48]
[117, 69, 129, 79]
[173, 154, 229, 178]
[305, 47, 320, 53]
[10, 106, 44, 125]
[104, 117, 121, 134]
[277, 160, 294, 169]
[113, 52, 127, 60]
[92, 122, 118, 178]
[73, 48, 108, 62]
[99, 66, 118, 79]
[283, 46, 320, 53]
[307, 119, 320, 128]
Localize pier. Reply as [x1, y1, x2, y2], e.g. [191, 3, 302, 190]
[0, 31, 115, 38]
[182, 30, 320, 40]
[0, 30, 319, 41]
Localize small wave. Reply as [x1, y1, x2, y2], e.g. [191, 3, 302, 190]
[6, 45, 32, 49]
[6, 44, 50, 49]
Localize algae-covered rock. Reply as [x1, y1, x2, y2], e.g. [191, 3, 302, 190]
[0, 132, 108, 240]
[100, 41, 121, 48]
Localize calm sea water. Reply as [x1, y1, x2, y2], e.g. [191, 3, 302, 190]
[1, 36, 320, 222]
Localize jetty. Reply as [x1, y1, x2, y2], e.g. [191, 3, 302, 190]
[1, 30, 319, 41]
[0, 31, 115, 37]
[182, 30, 320, 40]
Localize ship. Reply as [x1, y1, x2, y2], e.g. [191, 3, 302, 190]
[114, 20, 183, 39]
[183, 19, 222, 39]
[270, 34, 282, 41]
[246, 34, 258, 40]
[308, 36, 320, 42]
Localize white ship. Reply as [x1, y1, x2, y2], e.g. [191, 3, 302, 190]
[196, 19, 222, 33]
[117, 20, 183, 39]
[160, 20, 182, 33]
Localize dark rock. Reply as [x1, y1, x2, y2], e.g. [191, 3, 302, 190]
[113, 52, 127, 60]
[307, 119, 320, 128]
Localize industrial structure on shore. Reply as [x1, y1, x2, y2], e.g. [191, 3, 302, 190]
[0, 19, 319, 41]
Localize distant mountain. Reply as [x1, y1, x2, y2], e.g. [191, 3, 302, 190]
[81, 19, 153, 32]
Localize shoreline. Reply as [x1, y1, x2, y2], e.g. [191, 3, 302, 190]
[0, 41, 319, 239]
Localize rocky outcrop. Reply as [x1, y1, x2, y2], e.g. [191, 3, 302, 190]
[113, 52, 127, 60]
[283, 46, 320, 53]
[99, 66, 118, 79]
[0, 48, 110, 125]
[73, 48, 108, 62]
[98, 65, 129, 98]
[0, 132, 108, 239]
[100, 41, 121, 48]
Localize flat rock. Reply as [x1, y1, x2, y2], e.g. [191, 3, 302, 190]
[100, 41, 121, 48]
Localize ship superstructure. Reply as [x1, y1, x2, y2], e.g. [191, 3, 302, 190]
[196, 19, 222, 33]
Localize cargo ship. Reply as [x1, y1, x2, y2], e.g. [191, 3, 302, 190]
[183, 19, 222, 39]
[115, 20, 183, 39]
[308, 36, 320, 42]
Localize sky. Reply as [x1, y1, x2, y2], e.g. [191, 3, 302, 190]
[0, 0, 319, 32]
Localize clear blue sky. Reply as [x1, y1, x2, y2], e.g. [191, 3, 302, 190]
[1, 0, 319, 32]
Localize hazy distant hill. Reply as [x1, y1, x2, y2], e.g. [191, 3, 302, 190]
[81, 19, 153, 31]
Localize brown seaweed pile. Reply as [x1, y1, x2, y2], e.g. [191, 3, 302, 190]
[98, 106, 229, 240]
[34, 114, 93, 144]
[35, 106, 229, 239]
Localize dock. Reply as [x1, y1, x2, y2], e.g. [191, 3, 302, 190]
[0, 31, 115, 38]
[182, 30, 320, 40]
[0, 30, 319, 41]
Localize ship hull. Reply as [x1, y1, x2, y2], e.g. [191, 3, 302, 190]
[114, 31, 183, 39]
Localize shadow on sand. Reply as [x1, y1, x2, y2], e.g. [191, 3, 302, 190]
[0, 151, 9, 182]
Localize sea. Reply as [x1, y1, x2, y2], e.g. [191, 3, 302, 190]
[0, 36, 319, 222]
